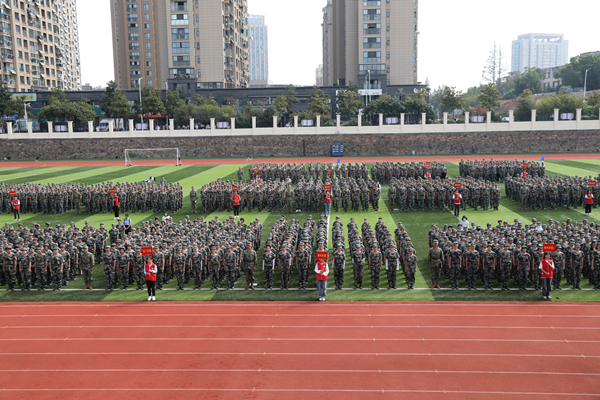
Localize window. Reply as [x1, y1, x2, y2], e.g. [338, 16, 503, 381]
[363, 37, 381, 49]
[143, 4, 149, 11]
[128, 33, 139, 41]
[146, 52, 152, 58]
[387, 65, 390, 73]
[127, 14, 138, 22]
[363, 0, 380, 5]
[363, 23, 381, 35]
[146, 61, 151, 67]
[147, 70, 152, 77]
[387, 23, 390, 31]
[145, 33, 150, 40]
[148, 80, 152, 86]
[363, 9, 381, 20]
[386, 51, 390, 59]
[172, 42, 189, 53]
[144, 23, 150, 30]
[129, 42, 140, 50]
[145, 43, 151, 49]
[171, 28, 189, 39]
[386, 10, 390, 17]
[172, 55, 190, 67]
[387, 38, 390, 45]
[171, 14, 188, 25]
[363, 51, 381, 63]
[130, 52, 140, 60]
[144, 14, 149, 20]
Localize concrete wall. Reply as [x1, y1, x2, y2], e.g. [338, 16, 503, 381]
[1, 129, 598, 160]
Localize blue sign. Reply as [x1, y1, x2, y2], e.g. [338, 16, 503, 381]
[2, 114, 19, 121]
[541, 156, 545, 161]
[337, 159, 340, 164]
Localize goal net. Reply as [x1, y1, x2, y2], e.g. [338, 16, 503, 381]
[124, 148, 181, 167]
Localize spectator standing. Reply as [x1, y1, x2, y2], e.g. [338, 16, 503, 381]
[585, 190, 593, 216]
[315, 258, 329, 301]
[11, 195, 20, 221]
[145, 256, 157, 301]
[539, 252, 555, 300]
[123, 214, 132, 235]
[112, 194, 120, 219]
[460, 215, 469, 229]
[160, 176, 167, 185]
[232, 190, 241, 218]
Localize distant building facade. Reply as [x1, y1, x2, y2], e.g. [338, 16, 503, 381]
[249, 14, 269, 87]
[316, 64, 323, 86]
[511, 33, 568, 73]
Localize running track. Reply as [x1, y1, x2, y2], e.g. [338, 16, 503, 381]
[0, 301, 599, 399]
[2, 153, 600, 168]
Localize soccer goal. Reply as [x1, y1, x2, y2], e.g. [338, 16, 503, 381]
[124, 148, 181, 167]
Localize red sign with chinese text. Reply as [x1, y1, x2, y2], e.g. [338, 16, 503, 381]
[324, 184, 331, 190]
[232, 185, 238, 191]
[253, 169, 259, 174]
[9, 191, 16, 197]
[523, 163, 530, 168]
[141, 246, 153, 256]
[327, 169, 332, 174]
[454, 182, 462, 188]
[424, 163, 430, 169]
[589, 181, 597, 187]
[543, 244, 556, 252]
[109, 188, 116, 194]
[316, 251, 329, 261]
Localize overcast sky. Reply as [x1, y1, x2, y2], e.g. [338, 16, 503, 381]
[80, 0, 600, 91]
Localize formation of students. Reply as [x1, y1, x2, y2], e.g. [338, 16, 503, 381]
[0, 182, 184, 216]
[427, 218, 600, 290]
[459, 159, 546, 181]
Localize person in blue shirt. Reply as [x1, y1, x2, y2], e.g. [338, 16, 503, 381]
[123, 214, 132, 235]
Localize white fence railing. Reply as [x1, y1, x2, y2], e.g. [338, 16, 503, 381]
[1, 109, 599, 140]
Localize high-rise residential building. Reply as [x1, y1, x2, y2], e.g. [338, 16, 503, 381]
[248, 14, 268, 87]
[316, 64, 323, 86]
[0, 0, 81, 92]
[322, 0, 418, 89]
[511, 33, 569, 73]
[111, 0, 250, 92]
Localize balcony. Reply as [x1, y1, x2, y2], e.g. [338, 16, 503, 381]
[171, 5, 188, 11]
[363, 15, 381, 20]
[363, 28, 381, 35]
[172, 61, 190, 67]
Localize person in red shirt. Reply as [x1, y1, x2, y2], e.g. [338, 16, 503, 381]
[424, 172, 431, 180]
[145, 256, 157, 301]
[232, 190, 241, 218]
[452, 189, 462, 217]
[112, 194, 120, 219]
[315, 258, 329, 301]
[539, 252, 555, 300]
[522, 170, 528, 179]
[11, 196, 20, 221]
[585, 190, 594, 216]
[324, 190, 332, 217]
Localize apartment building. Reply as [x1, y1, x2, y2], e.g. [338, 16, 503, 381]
[111, 0, 250, 92]
[0, 0, 81, 92]
[511, 33, 568, 73]
[248, 14, 268, 87]
[322, 0, 418, 89]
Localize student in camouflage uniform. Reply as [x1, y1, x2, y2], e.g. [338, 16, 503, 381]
[208, 247, 221, 290]
[368, 246, 382, 290]
[103, 246, 115, 290]
[263, 245, 276, 290]
[80, 245, 95, 290]
[385, 244, 400, 289]
[332, 245, 346, 290]
[2, 245, 17, 291]
[242, 243, 257, 290]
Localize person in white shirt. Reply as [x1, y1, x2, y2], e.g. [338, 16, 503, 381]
[460, 215, 469, 229]
[162, 213, 170, 223]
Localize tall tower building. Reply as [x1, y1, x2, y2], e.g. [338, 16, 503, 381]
[248, 14, 268, 87]
[316, 64, 323, 86]
[511, 33, 569, 73]
[111, 0, 250, 92]
[322, 0, 418, 89]
[0, 0, 81, 92]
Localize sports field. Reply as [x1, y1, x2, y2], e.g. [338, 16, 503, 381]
[1, 155, 600, 302]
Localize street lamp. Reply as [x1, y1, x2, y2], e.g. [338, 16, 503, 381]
[583, 68, 591, 104]
[138, 77, 143, 129]
[366, 70, 371, 105]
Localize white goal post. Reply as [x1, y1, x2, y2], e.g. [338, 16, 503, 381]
[124, 148, 181, 167]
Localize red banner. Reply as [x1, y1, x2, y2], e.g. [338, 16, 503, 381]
[9, 191, 16, 197]
[316, 251, 329, 261]
[542, 244, 555, 253]
[232, 185, 238, 191]
[454, 182, 462, 188]
[253, 169, 259, 174]
[424, 163, 430, 169]
[327, 169, 332, 174]
[589, 181, 597, 187]
[109, 188, 116, 194]
[141, 246, 153, 256]
[523, 163, 529, 168]
[324, 184, 331, 190]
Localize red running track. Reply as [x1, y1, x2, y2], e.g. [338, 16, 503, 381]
[2, 153, 600, 168]
[0, 301, 599, 400]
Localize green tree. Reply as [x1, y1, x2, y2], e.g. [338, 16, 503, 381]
[481, 43, 507, 87]
[133, 85, 166, 120]
[173, 102, 195, 126]
[555, 53, 600, 91]
[514, 68, 543, 95]
[74, 98, 98, 126]
[403, 90, 434, 122]
[164, 90, 185, 118]
[99, 80, 131, 119]
[306, 85, 331, 123]
[515, 89, 536, 121]
[477, 82, 501, 111]
[536, 87, 584, 116]
[436, 86, 463, 118]
[273, 84, 298, 122]
[362, 94, 404, 124]
[38, 89, 95, 126]
[336, 81, 362, 117]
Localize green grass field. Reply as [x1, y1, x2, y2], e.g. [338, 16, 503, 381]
[1, 158, 600, 302]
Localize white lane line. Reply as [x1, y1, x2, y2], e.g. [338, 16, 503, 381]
[0, 388, 597, 396]
[0, 313, 597, 318]
[0, 368, 598, 376]
[0, 351, 597, 359]
[0, 333, 597, 344]
[0, 303, 597, 307]
[1, 314, 599, 321]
